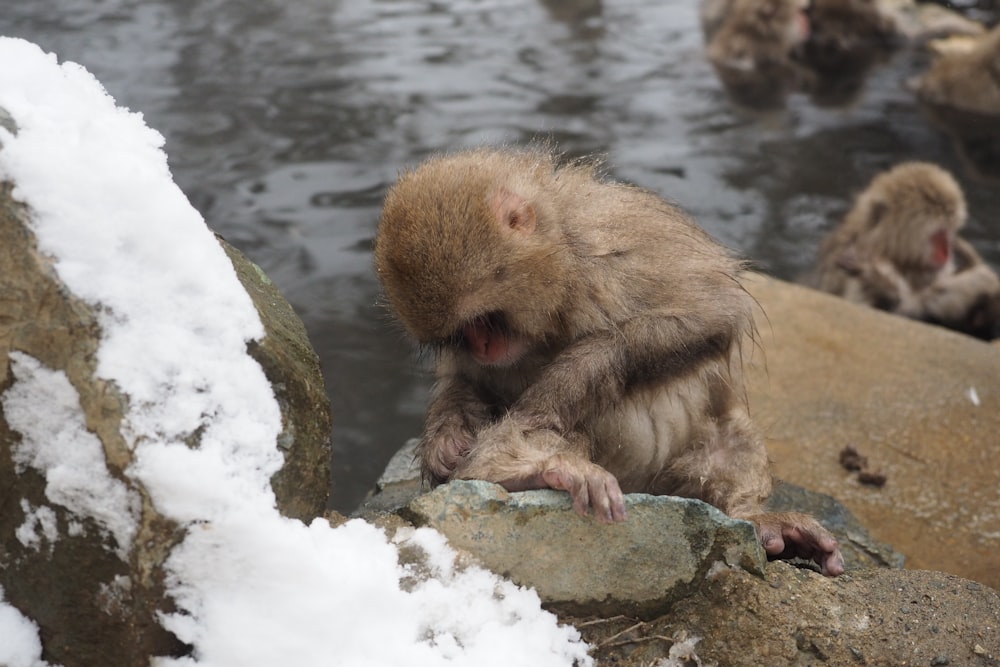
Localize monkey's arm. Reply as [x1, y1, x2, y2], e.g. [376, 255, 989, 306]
[919, 260, 1000, 324]
[417, 372, 495, 484]
[511, 313, 737, 435]
[456, 423, 627, 523]
[863, 260, 925, 317]
[836, 246, 923, 315]
[953, 237, 986, 271]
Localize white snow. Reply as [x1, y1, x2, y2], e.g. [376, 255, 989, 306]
[0, 36, 591, 667]
[3, 352, 141, 558]
[0, 587, 56, 667]
[15, 500, 59, 553]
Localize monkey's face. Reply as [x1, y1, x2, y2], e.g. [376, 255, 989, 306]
[863, 211, 957, 275]
[375, 156, 571, 365]
[927, 228, 954, 270]
[706, 0, 812, 108]
[455, 312, 530, 367]
[854, 162, 967, 275]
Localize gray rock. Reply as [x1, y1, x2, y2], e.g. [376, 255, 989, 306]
[353, 438, 423, 518]
[362, 439, 906, 575]
[403, 480, 766, 617]
[0, 176, 182, 666]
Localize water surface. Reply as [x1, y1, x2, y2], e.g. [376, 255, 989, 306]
[3, 0, 998, 512]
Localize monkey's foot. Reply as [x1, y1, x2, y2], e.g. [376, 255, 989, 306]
[748, 511, 846, 577]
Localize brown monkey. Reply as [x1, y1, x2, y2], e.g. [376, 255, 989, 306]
[814, 162, 1000, 339]
[375, 146, 844, 576]
[701, 0, 898, 108]
[911, 27, 1000, 181]
[914, 25, 1000, 118]
[802, 0, 899, 105]
[702, 0, 814, 108]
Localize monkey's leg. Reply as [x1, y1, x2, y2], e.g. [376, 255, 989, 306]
[742, 511, 845, 576]
[454, 420, 627, 524]
[669, 410, 845, 577]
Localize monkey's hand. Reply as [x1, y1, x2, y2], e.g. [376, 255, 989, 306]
[537, 453, 628, 524]
[835, 245, 864, 274]
[921, 264, 1000, 323]
[746, 511, 845, 577]
[416, 423, 474, 485]
[455, 419, 628, 524]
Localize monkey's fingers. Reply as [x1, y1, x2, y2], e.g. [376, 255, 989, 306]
[542, 460, 627, 524]
[419, 429, 473, 482]
[587, 472, 628, 524]
[756, 516, 846, 577]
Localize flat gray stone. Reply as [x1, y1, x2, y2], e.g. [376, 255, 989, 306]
[404, 480, 766, 617]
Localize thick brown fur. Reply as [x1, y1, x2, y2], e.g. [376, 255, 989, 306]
[702, 0, 814, 108]
[701, 0, 898, 108]
[914, 24, 1000, 117]
[814, 161, 1000, 339]
[375, 146, 844, 575]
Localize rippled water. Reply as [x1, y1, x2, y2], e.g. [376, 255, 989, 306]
[3, 0, 998, 512]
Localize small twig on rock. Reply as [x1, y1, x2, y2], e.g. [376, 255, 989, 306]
[597, 621, 650, 647]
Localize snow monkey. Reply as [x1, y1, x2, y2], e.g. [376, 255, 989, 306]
[701, 0, 814, 108]
[701, 0, 897, 108]
[374, 146, 844, 576]
[914, 24, 1000, 118]
[815, 162, 1000, 340]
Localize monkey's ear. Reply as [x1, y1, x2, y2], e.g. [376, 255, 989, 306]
[492, 187, 537, 234]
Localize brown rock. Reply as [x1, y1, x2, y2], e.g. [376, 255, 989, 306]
[0, 179, 182, 665]
[745, 273, 1000, 589]
[0, 119, 331, 665]
[576, 562, 1000, 667]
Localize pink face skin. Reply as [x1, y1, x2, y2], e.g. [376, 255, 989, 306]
[796, 9, 810, 42]
[930, 228, 952, 269]
[462, 319, 529, 366]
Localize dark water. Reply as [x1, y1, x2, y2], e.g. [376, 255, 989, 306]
[3, 0, 998, 513]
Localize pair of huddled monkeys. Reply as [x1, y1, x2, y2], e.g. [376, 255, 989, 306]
[700, 0, 899, 108]
[375, 145, 997, 578]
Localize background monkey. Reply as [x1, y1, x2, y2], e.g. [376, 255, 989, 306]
[375, 146, 844, 576]
[914, 24, 1000, 118]
[814, 161, 1000, 339]
[701, 0, 898, 108]
[701, 0, 814, 108]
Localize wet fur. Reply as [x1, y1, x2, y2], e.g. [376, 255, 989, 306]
[376, 146, 844, 574]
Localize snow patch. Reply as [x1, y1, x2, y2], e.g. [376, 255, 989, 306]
[3, 352, 140, 559]
[0, 587, 58, 667]
[15, 500, 59, 553]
